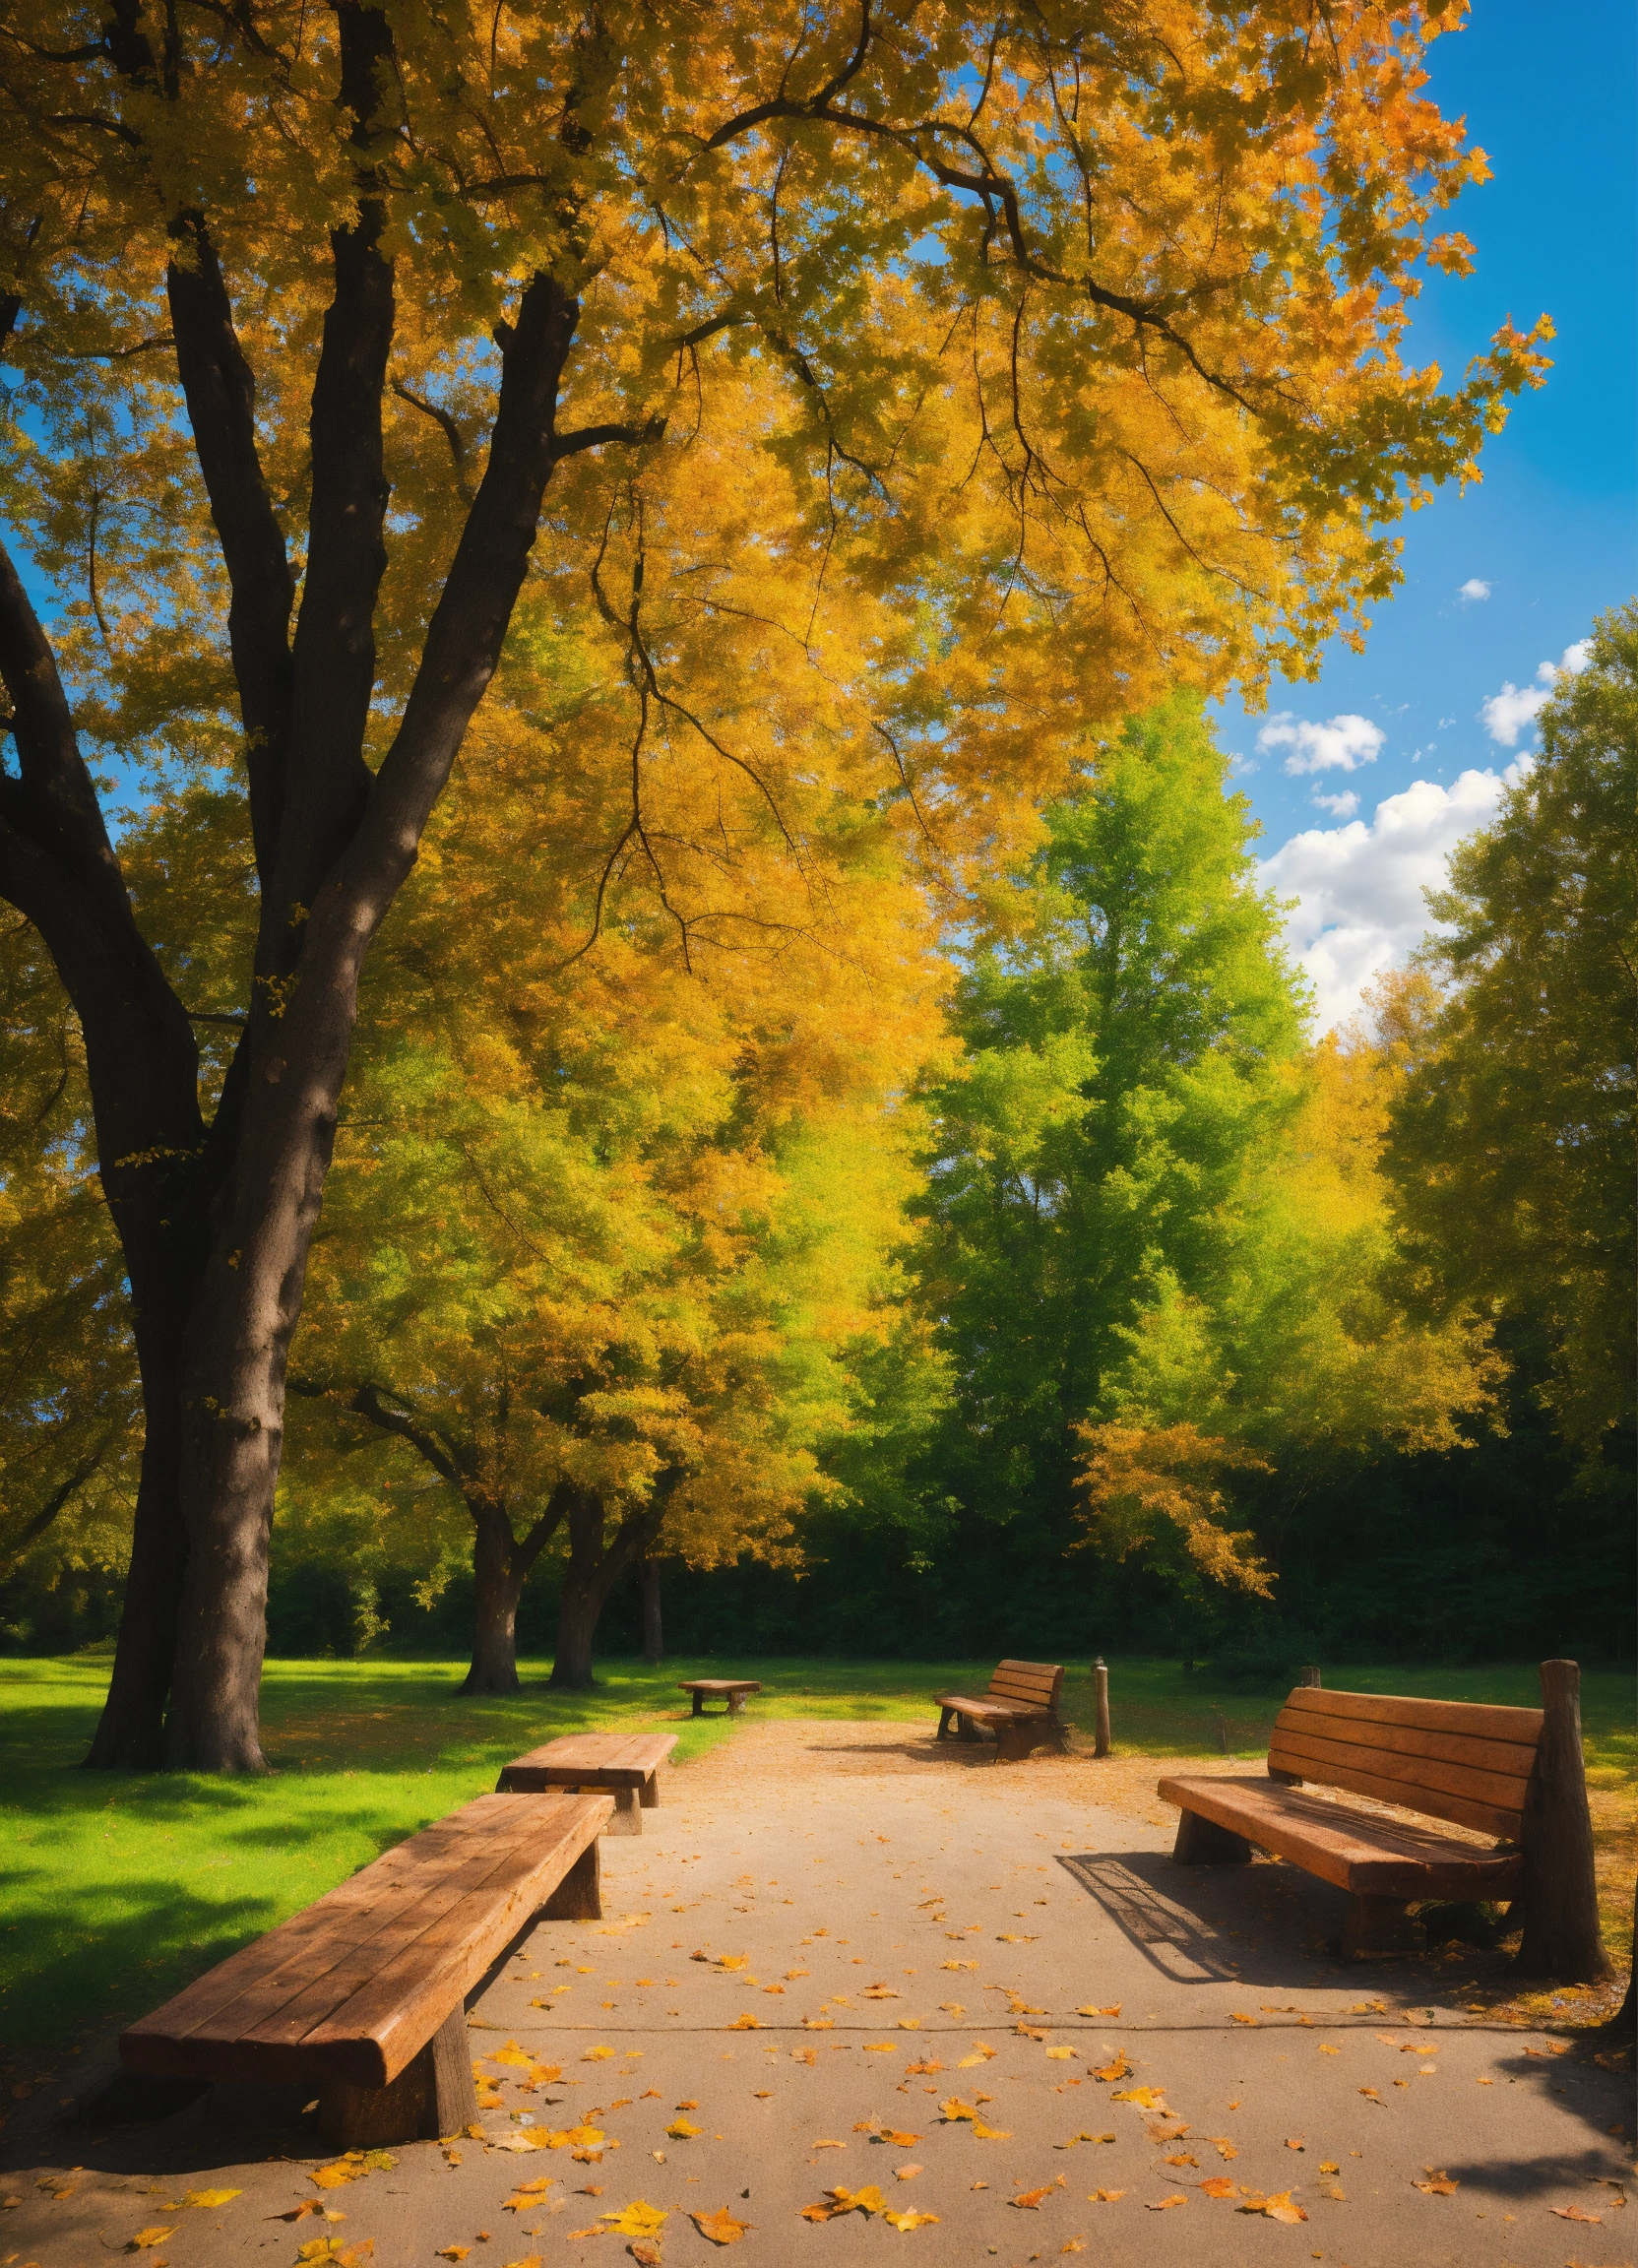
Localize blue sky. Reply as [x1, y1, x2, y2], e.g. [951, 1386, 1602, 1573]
[1229, 0, 1638, 1030]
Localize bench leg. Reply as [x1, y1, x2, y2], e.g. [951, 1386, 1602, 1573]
[318, 2006, 477, 2149]
[542, 1838, 602, 1921]
[727, 1691, 745, 1715]
[994, 1723, 1036, 1764]
[1172, 1809, 1253, 1865]
[601, 1787, 642, 1836]
[640, 1770, 662, 1810]
[691, 1690, 705, 1717]
[1341, 1895, 1426, 1961]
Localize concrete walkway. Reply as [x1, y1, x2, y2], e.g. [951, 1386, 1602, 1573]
[4, 1721, 1630, 2267]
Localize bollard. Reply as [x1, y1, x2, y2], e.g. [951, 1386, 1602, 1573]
[1094, 1658, 1110, 1758]
[1298, 1664, 1321, 1688]
[1214, 1710, 1229, 1755]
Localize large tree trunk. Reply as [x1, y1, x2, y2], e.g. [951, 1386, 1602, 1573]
[82, 1364, 189, 1768]
[551, 1491, 663, 1692]
[464, 1504, 528, 1696]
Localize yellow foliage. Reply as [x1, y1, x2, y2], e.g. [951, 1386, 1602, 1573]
[1073, 1423, 1275, 1596]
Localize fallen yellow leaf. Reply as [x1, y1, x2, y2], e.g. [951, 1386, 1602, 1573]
[177, 2187, 241, 2208]
[1045, 2047, 1075, 2061]
[1091, 2055, 1129, 2082]
[1239, 2191, 1308, 2224]
[1550, 2204, 1603, 2223]
[599, 2200, 668, 2236]
[435, 2249, 470, 2262]
[1413, 2174, 1460, 2197]
[1111, 2087, 1161, 2108]
[691, 2205, 752, 2243]
[972, 2122, 1012, 2140]
[666, 2118, 702, 2139]
[1199, 2177, 1235, 2199]
[489, 2042, 533, 2067]
[126, 2230, 175, 2251]
[1147, 2194, 1187, 2211]
[1076, 2004, 1121, 2017]
[728, 2014, 762, 2031]
[882, 2208, 940, 2230]
[1089, 2188, 1125, 2202]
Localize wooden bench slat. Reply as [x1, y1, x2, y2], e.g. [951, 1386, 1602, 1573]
[126, 1801, 555, 2075]
[502, 1732, 676, 1787]
[1266, 1741, 1520, 1840]
[121, 1793, 608, 2090]
[1275, 1704, 1539, 1782]
[1270, 1727, 1531, 1819]
[1289, 1687, 1544, 1745]
[238, 1825, 557, 2063]
[1159, 1775, 1524, 1899]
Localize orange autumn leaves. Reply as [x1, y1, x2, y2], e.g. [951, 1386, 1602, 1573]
[801, 2184, 938, 2234]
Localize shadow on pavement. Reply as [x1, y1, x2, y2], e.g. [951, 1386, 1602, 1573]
[1056, 1847, 1382, 1989]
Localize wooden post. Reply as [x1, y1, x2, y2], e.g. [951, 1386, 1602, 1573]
[1213, 1710, 1229, 1755]
[1298, 1665, 1321, 1688]
[1094, 1659, 1110, 1758]
[1517, 1660, 1613, 1983]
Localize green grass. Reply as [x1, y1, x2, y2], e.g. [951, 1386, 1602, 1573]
[1, 1653, 1631, 2058]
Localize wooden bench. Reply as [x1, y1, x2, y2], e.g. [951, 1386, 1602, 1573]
[935, 1660, 1068, 1763]
[119, 1790, 610, 2147]
[497, 1732, 677, 1834]
[1159, 1664, 1608, 1973]
[678, 1678, 761, 1717]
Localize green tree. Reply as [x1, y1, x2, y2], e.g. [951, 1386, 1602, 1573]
[1386, 604, 1638, 1467]
[915, 693, 1307, 1541]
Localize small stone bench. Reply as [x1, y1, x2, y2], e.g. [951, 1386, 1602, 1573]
[497, 1732, 677, 1834]
[678, 1678, 761, 1717]
[119, 1790, 610, 2146]
[1160, 1662, 1609, 1977]
[935, 1660, 1068, 1763]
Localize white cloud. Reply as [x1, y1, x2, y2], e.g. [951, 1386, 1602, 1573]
[1258, 769, 1514, 1034]
[1479, 639, 1594, 745]
[1257, 711, 1385, 776]
[1457, 578, 1491, 603]
[1311, 788, 1360, 818]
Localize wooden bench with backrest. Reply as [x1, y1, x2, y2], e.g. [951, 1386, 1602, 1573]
[498, 1732, 677, 1834]
[935, 1660, 1068, 1763]
[1159, 1661, 1608, 1976]
[119, 1790, 611, 2147]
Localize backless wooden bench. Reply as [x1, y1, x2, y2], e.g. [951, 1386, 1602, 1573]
[497, 1732, 677, 1833]
[934, 1660, 1068, 1763]
[1159, 1663, 1608, 1976]
[119, 1790, 610, 2147]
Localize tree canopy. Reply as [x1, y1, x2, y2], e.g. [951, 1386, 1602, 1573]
[1386, 604, 1638, 1468]
[0, 0, 1552, 1763]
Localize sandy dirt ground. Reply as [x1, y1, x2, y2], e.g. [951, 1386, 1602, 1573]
[3, 1720, 1631, 2268]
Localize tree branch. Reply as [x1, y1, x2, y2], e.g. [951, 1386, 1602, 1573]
[166, 218, 294, 884]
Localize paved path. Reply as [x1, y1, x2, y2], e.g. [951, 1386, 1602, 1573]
[4, 1722, 1630, 2267]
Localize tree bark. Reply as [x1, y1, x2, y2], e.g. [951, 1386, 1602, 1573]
[551, 1490, 665, 1691]
[641, 1554, 664, 1666]
[1517, 1659, 1613, 1984]
[464, 1501, 529, 1695]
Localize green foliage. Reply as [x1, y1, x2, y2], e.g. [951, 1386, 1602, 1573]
[912, 693, 1306, 1536]
[1387, 604, 1638, 1465]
